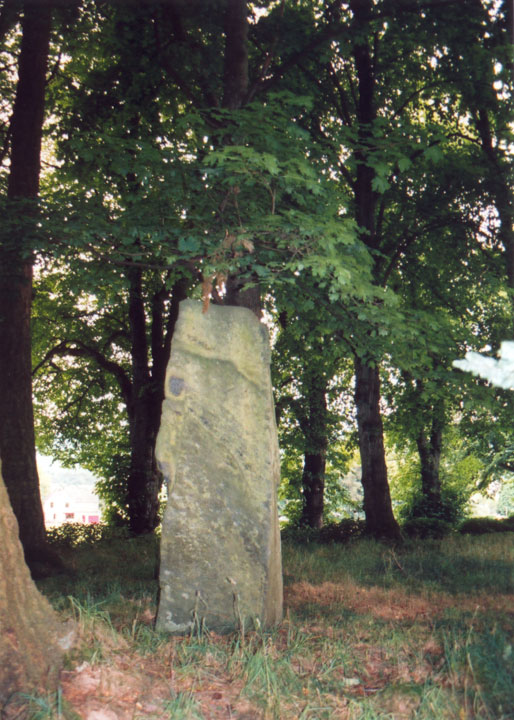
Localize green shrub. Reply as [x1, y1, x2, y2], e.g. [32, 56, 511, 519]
[95, 453, 131, 527]
[401, 516, 454, 539]
[46, 522, 130, 548]
[459, 516, 514, 534]
[399, 484, 469, 526]
[281, 518, 365, 544]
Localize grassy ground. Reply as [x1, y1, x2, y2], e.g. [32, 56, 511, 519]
[11, 532, 514, 719]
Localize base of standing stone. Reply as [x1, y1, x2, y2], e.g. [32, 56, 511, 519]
[155, 300, 283, 634]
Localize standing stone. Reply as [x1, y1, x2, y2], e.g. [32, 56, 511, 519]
[156, 300, 283, 634]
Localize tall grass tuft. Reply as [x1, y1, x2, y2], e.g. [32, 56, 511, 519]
[162, 691, 204, 719]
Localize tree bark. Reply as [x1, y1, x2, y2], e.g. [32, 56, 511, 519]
[127, 408, 162, 535]
[126, 273, 188, 534]
[416, 415, 444, 515]
[300, 452, 326, 529]
[220, 0, 262, 317]
[298, 373, 328, 529]
[0, 2, 61, 574]
[474, 108, 514, 299]
[349, 1, 400, 541]
[354, 358, 401, 540]
[222, 0, 249, 111]
[224, 274, 262, 318]
[0, 462, 68, 704]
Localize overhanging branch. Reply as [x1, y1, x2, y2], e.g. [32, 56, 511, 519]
[33, 340, 133, 407]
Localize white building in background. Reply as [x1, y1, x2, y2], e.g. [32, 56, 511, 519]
[43, 488, 101, 527]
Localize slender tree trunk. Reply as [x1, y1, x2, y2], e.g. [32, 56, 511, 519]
[222, 0, 248, 111]
[0, 3, 61, 573]
[416, 415, 444, 515]
[354, 358, 401, 540]
[299, 373, 328, 529]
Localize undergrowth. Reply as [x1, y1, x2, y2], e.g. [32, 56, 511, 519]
[13, 529, 513, 720]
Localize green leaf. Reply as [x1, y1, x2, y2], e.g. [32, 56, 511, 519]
[425, 145, 443, 163]
[398, 156, 412, 172]
[178, 236, 201, 254]
[372, 176, 390, 193]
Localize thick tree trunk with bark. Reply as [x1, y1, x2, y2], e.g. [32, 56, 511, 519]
[474, 109, 514, 302]
[349, 1, 400, 541]
[300, 452, 326, 529]
[0, 3, 61, 573]
[225, 274, 262, 318]
[126, 272, 187, 534]
[221, 0, 263, 317]
[127, 408, 162, 535]
[416, 416, 444, 515]
[0, 463, 68, 704]
[354, 358, 401, 540]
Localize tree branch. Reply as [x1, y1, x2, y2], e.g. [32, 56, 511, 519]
[33, 341, 133, 408]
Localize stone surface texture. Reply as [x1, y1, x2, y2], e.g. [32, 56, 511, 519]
[156, 300, 283, 634]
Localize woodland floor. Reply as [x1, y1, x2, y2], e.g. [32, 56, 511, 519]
[8, 532, 514, 720]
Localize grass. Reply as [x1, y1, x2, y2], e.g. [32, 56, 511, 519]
[8, 530, 513, 719]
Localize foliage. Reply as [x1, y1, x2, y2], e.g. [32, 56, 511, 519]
[404, 486, 470, 525]
[94, 455, 131, 527]
[277, 440, 359, 526]
[280, 519, 366, 545]
[1, 0, 509, 537]
[459, 516, 514, 535]
[401, 517, 454, 540]
[272, 301, 359, 527]
[46, 522, 129, 548]
[388, 433, 482, 525]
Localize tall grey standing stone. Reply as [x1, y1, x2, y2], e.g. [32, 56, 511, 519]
[155, 299, 283, 634]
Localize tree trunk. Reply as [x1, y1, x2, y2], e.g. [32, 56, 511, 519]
[220, 0, 263, 317]
[298, 372, 328, 529]
[416, 416, 444, 515]
[0, 2, 61, 574]
[354, 357, 401, 540]
[126, 272, 188, 534]
[126, 267, 155, 534]
[225, 274, 262, 318]
[300, 452, 326, 529]
[0, 462, 68, 705]
[474, 110, 514, 312]
[127, 406, 162, 535]
[222, 0, 249, 111]
[349, 3, 401, 541]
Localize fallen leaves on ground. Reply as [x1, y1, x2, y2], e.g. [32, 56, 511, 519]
[54, 582, 513, 720]
[284, 580, 514, 620]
